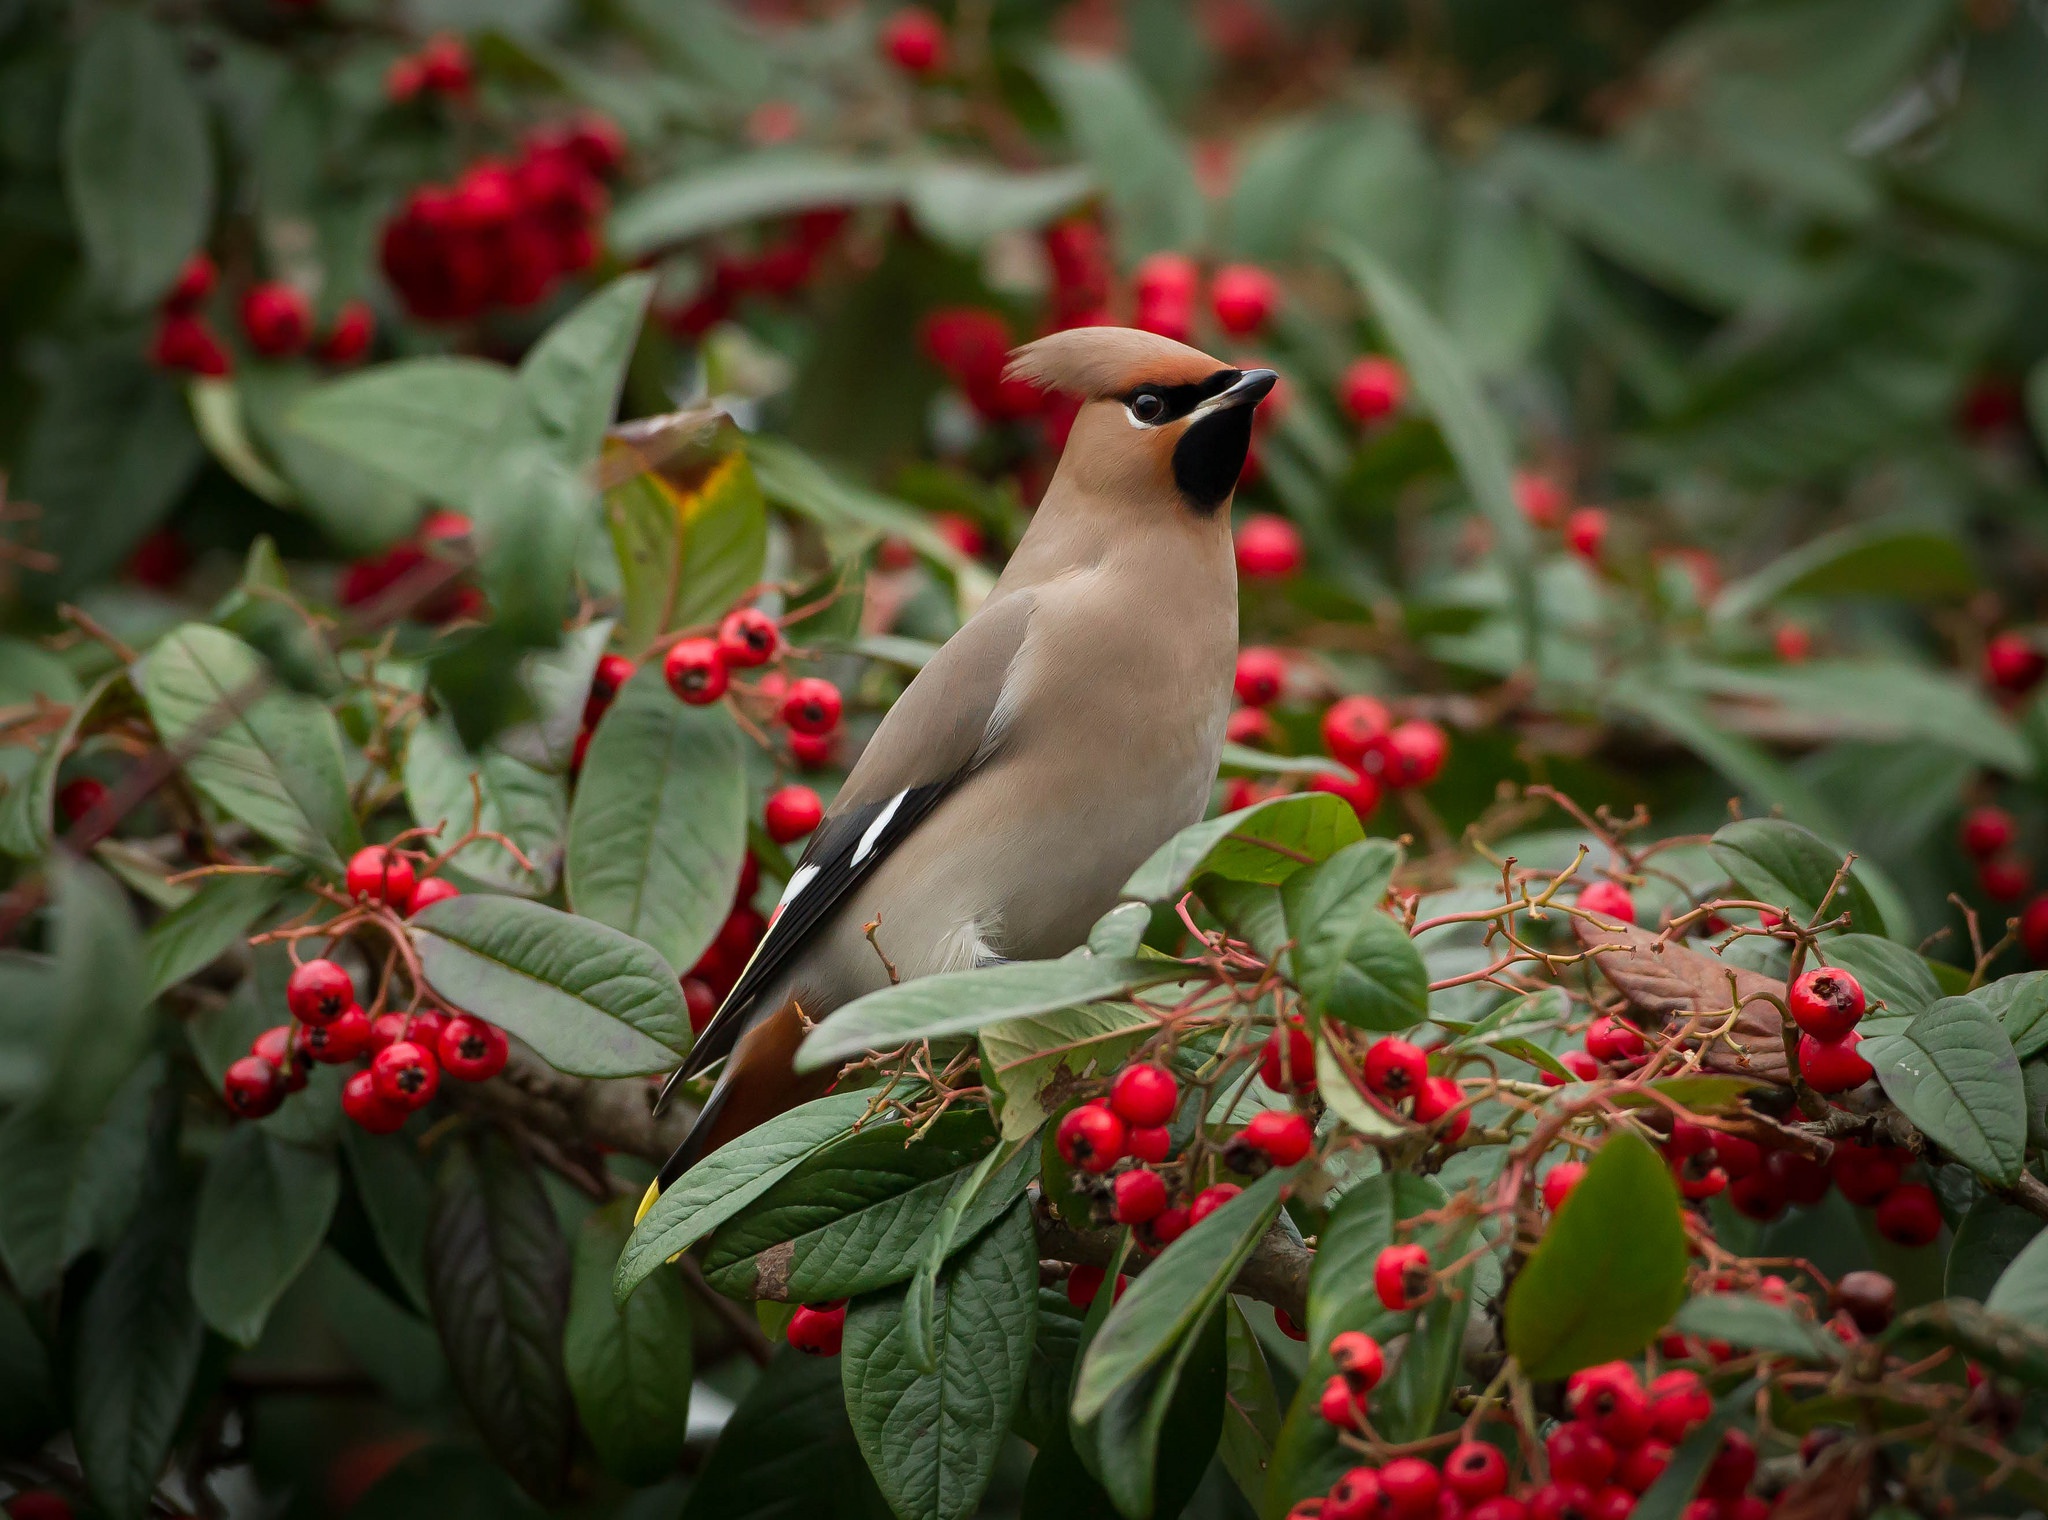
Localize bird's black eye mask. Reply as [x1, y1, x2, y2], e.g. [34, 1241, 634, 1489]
[1120, 369, 1243, 427]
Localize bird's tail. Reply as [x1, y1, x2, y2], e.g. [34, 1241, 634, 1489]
[648, 995, 833, 1198]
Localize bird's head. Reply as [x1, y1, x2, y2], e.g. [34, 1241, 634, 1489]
[1005, 327, 1277, 514]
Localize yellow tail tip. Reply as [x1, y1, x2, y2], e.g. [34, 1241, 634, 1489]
[634, 1178, 660, 1226]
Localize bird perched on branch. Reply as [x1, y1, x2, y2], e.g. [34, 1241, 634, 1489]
[646, 327, 1276, 1197]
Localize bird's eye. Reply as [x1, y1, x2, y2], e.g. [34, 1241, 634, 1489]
[1130, 391, 1165, 424]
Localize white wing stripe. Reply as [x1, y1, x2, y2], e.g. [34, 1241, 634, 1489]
[852, 790, 909, 865]
[774, 862, 820, 911]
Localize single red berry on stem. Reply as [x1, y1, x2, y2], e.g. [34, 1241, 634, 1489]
[1373, 1243, 1431, 1311]
[1585, 1014, 1645, 1062]
[1324, 1467, 1382, 1520]
[2022, 893, 2048, 962]
[1111, 1167, 1168, 1225]
[1210, 264, 1280, 336]
[586, 652, 636, 718]
[1317, 1374, 1364, 1429]
[1413, 1075, 1467, 1139]
[1513, 469, 1567, 527]
[1234, 514, 1304, 580]
[1362, 1037, 1427, 1101]
[879, 7, 948, 75]
[1110, 1062, 1178, 1127]
[1986, 631, 2046, 694]
[438, 1016, 508, 1081]
[1774, 622, 1812, 663]
[1259, 1022, 1316, 1093]
[1542, 1161, 1586, 1210]
[1379, 1458, 1440, 1520]
[1547, 1423, 1617, 1487]
[241, 281, 313, 356]
[1700, 1431, 1756, 1499]
[1979, 854, 2031, 901]
[1065, 1264, 1125, 1308]
[1341, 355, 1407, 423]
[1829, 1140, 1903, 1205]
[1383, 721, 1447, 787]
[151, 313, 231, 375]
[664, 637, 729, 704]
[1832, 1269, 1897, 1332]
[1576, 880, 1635, 925]
[682, 976, 718, 1033]
[346, 845, 416, 908]
[342, 1069, 409, 1134]
[1189, 1182, 1240, 1224]
[1242, 1109, 1313, 1165]
[718, 607, 782, 668]
[1444, 1444, 1508, 1502]
[287, 958, 355, 1024]
[1309, 765, 1381, 822]
[1788, 966, 1866, 1040]
[1234, 647, 1287, 707]
[372, 1040, 441, 1110]
[224, 1055, 285, 1118]
[1055, 1101, 1126, 1173]
[781, 677, 843, 735]
[252, 1025, 311, 1093]
[1619, 1440, 1673, 1493]
[417, 33, 472, 95]
[1566, 507, 1609, 560]
[1567, 1363, 1652, 1447]
[1127, 1124, 1170, 1162]
[407, 876, 460, 914]
[1329, 1330, 1385, 1391]
[1961, 806, 2016, 858]
[1226, 707, 1276, 747]
[787, 1300, 847, 1355]
[300, 1005, 371, 1064]
[1649, 1369, 1710, 1442]
[765, 784, 823, 843]
[1798, 1030, 1873, 1093]
[1321, 695, 1391, 766]
[1874, 1182, 1942, 1246]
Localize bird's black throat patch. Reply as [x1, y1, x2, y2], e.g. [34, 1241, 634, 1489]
[1172, 403, 1256, 514]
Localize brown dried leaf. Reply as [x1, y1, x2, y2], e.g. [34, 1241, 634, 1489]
[1573, 919, 1791, 1083]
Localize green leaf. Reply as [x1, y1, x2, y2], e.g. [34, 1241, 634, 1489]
[1504, 1130, 1689, 1380]
[1714, 521, 1977, 622]
[0, 1058, 157, 1297]
[73, 1183, 204, 1520]
[1822, 934, 1944, 1032]
[842, 1200, 1038, 1520]
[1946, 1197, 2041, 1305]
[287, 359, 518, 510]
[1671, 1293, 1842, 1361]
[139, 624, 361, 874]
[0, 1286, 59, 1456]
[906, 163, 1096, 251]
[143, 871, 284, 1000]
[1219, 1299, 1281, 1509]
[612, 154, 910, 259]
[1607, 678, 1841, 835]
[679, 1349, 893, 1520]
[700, 1112, 1002, 1303]
[565, 1197, 693, 1485]
[0, 671, 117, 860]
[342, 1126, 435, 1315]
[510, 274, 654, 472]
[472, 444, 596, 648]
[1283, 841, 1425, 1031]
[1707, 817, 1884, 936]
[40, 856, 152, 1130]
[1087, 1299, 1228, 1520]
[1030, 51, 1202, 259]
[1860, 998, 2026, 1186]
[1315, 1042, 1409, 1140]
[1975, 971, 2048, 1061]
[1631, 1379, 1764, 1520]
[411, 894, 689, 1077]
[1122, 794, 1365, 903]
[1333, 240, 1539, 662]
[616, 1090, 876, 1303]
[61, 11, 212, 307]
[189, 1126, 339, 1346]
[425, 1130, 574, 1504]
[901, 1139, 1038, 1374]
[796, 957, 1181, 1073]
[605, 448, 769, 649]
[1075, 1167, 1287, 1421]
[980, 1003, 1155, 1143]
[494, 619, 617, 776]
[403, 718, 567, 896]
[567, 666, 746, 977]
[1986, 1227, 2048, 1330]
[1885, 1299, 2048, 1390]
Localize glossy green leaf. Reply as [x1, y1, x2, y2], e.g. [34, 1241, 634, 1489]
[40, 856, 152, 1130]
[605, 449, 769, 649]
[567, 665, 746, 977]
[0, 1058, 156, 1297]
[1947, 1197, 2041, 1305]
[1986, 1227, 2048, 1329]
[1283, 841, 1426, 1031]
[143, 867, 285, 999]
[907, 163, 1096, 250]
[1671, 1293, 1841, 1361]
[1504, 1131, 1688, 1379]
[1822, 933, 1943, 1032]
[565, 1197, 694, 1485]
[1087, 1299, 1228, 1520]
[678, 1348, 892, 1520]
[1315, 1041, 1407, 1140]
[901, 1138, 1037, 1372]
[139, 624, 360, 874]
[1031, 51, 1202, 259]
[1861, 998, 2026, 1186]
[616, 1089, 876, 1302]
[1975, 971, 2048, 1061]
[796, 957, 1180, 1073]
[842, 1200, 1038, 1520]
[1707, 817, 1884, 936]
[404, 718, 567, 896]
[287, 359, 516, 510]
[62, 11, 212, 307]
[343, 1125, 435, 1315]
[189, 1126, 339, 1346]
[613, 154, 909, 258]
[509, 274, 654, 472]
[1122, 794, 1364, 903]
[1219, 1299, 1282, 1509]
[979, 1002, 1155, 1142]
[1713, 520, 1976, 621]
[425, 1130, 574, 1503]
[411, 894, 688, 1077]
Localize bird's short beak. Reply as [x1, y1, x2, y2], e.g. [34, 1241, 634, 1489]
[1192, 369, 1279, 419]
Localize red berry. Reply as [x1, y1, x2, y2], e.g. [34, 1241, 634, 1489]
[1234, 646, 1287, 708]
[664, 637, 729, 704]
[385, 54, 426, 102]
[1566, 508, 1609, 561]
[1373, 1243, 1431, 1311]
[1413, 1076, 1468, 1139]
[1378, 1458, 1439, 1520]
[787, 1300, 846, 1355]
[1341, 355, 1407, 423]
[1321, 695, 1391, 766]
[1617, 1439, 1671, 1493]
[150, 312, 231, 375]
[1111, 1167, 1168, 1225]
[1526, 1484, 1594, 1520]
[368, 1012, 406, 1052]
[438, 1016, 508, 1081]
[1383, 721, 1448, 788]
[1272, 1307, 1307, 1340]
[1468, 1501, 1527, 1520]
[1135, 252, 1200, 309]
[586, 652, 636, 719]
[2023, 893, 2048, 962]
[1798, 1030, 1873, 1094]
[764, 784, 823, 843]
[1961, 806, 2017, 858]
[1110, 1062, 1178, 1127]
[1576, 881, 1635, 925]
[302, 1004, 371, 1064]
[1542, 1161, 1586, 1211]
[1832, 1269, 1897, 1333]
[1242, 1109, 1313, 1165]
[1064, 1265, 1127, 1308]
[1773, 622, 1812, 663]
[1986, 631, 2046, 693]
[781, 677, 842, 735]
[1310, 765, 1382, 823]
[1362, 1037, 1428, 1101]
[341, 1069, 408, 1134]
[1317, 1374, 1364, 1428]
[1210, 264, 1280, 336]
[407, 876, 461, 914]
[1226, 707, 1277, 747]
[1189, 1182, 1241, 1224]
[1234, 514, 1304, 580]
[1728, 1169, 1787, 1221]
[1979, 854, 2031, 901]
[1056, 1101, 1126, 1173]
[1829, 1140, 1903, 1206]
[682, 976, 718, 1034]
[1142, 1205, 1190, 1248]
[789, 729, 836, 770]
[224, 1055, 285, 1118]
[1567, 1362, 1651, 1447]
[1788, 967, 1866, 1041]
[1260, 1023, 1316, 1093]
[1700, 1430, 1756, 1500]
[717, 607, 781, 668]
[287, 958, 355, 1024]
[1874, 1182, 1942, 1247]
[55, 775, 108, 823]
[1584, 1015, 1645, 1062]
[251, 1025, 311, 1093]
[1714, 1133, 1762, 1179]
[1513, 470, 1567, 528]
[880, 6, 948, 74]
[372, 1040, 441, 1109]
[241, 281, 312, 356]
[417, 33, 472, 95]
[345, 846, 416, 907]
[1329, 1330, 1385, 1390]
[166, 252, 217, 310]
[317, 300, 375, 365]
[1443, 1444, 1507, 1502]
[1648, 1370, 1708, 1443]
[1546, 1423, 1616, 1487]
[1324, 1467, 1383, 1520]
[1127, 1124, 1171, 1162]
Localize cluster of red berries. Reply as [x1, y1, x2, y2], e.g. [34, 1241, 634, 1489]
[660, 209, 849, 338]
[1303, 1360, 1734, 1520]
[336, 509, 483, 622]
[385, 33, 473, 104]
[1780, 966, 1872, 1095]
[1512, 470, 1608, 563]
[149, 252, 374, 377]
[1955, 801, 2046, 912]
[220, 937, 507, 1134]
[1660, 1112, 1939, 1247]
[379, 118, 623, 323]
[662, 607, 840, 791]
[920, 307, 1055, 425]
[1312, 695, 1451, 819]
[1129, 253, 1282, 342]
[879, 7, 948, 75]
[1051, 1059, 1311, 1257]
[1339, 1032, 1469, 1139]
